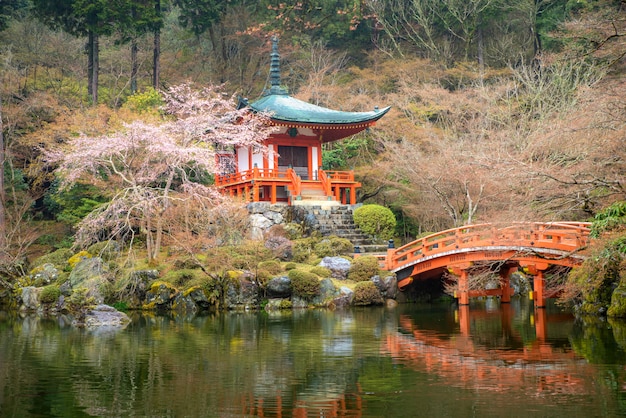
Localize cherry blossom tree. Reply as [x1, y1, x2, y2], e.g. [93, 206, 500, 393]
[52, 83, 274, 262]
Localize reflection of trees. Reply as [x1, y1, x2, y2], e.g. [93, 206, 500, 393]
[0, 309, 396, 416]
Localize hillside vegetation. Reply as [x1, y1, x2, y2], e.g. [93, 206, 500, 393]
[0, 1, 624, 284]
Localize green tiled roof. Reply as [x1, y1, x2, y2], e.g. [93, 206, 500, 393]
[250, 94, 391, 125]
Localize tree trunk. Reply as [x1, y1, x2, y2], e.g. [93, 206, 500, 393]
[0, 98, 5, 254]
[131, 38, 138, 94]
[152, 0, 161, 89]
[477, 25, 485, 80]
[153, 28, 160, 89]
[92, 32, 99, 105]
[87, 32, 94, 99]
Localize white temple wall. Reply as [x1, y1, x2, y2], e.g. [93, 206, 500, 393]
[237, 147, 250, 172]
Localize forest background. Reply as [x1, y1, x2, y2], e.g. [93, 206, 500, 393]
[0, 0, 624, 290]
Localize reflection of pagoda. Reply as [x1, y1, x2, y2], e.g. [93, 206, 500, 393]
[215, 37, 390, 205]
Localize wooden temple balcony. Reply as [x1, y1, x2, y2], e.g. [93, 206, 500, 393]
[215, 166, 361, 205]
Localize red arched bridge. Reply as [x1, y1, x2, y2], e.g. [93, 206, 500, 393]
[380, 222, 591, 307]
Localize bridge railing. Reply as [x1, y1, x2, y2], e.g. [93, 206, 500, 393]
[386, 222, 591, 272]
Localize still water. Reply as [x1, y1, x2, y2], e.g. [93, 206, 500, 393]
[1, 299, 626, 417]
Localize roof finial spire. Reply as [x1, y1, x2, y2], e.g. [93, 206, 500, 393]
[267, 35, 287, 96]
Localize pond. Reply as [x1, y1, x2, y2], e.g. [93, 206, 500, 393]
[1, 298, 626, 417]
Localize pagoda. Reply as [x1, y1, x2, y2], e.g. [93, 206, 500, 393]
[215, 37, 390, 205]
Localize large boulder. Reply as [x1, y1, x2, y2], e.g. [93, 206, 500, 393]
[372, 275, 398, 299]
[19, 287, 42, 312]
[319, 257, 352, 280]
[68, 257, 111, 304]
[79, 304, 130, 328]
[121, 270, 159, 309]
[331, 287, 354, 309]
[172, 287, 211, 313]
[144, 281, 179, 310]
[30, 263, 59, 286]
[312, 278, 339, 306]
[266, 276, 292, 298]
[226, 278, 260, 310]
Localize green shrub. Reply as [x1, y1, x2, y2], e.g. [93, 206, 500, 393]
[310, 266, 332, 278]
[31, 248, 73, 269]
[87, 241, 120, 262]
[123, 87, 163, 113]
[40, 285, 61, 304]
[313, 236, 354, 257]
[353, 281, 384, 306]
[288, 269, 321, 300]
[353, 204, 396, 240]
[292, 237, 319, 263]
[591, 201, 626, 238]
[258, 260, 283, 275]
[162, 269, 204, 287]
[285, 262, 297, 271]
[347, 256, 381, 282]
[255, 269, 273, 288]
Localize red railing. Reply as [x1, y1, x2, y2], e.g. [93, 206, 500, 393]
[385, 222, 591, 272]
[286, 167, 301, 197]
[318, 170, 332, 197]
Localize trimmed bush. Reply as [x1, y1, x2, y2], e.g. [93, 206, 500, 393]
[288, 269, 321, 299]
[353, 281, 384, 306]
[347, 256, 381, 282]
[285, 262, 297, 271]
[292, 237, 319, 263]
[40, 285, 61, 304]
[310, 266, 332, 278]
[258, 260, 283, 275]
[313, 236, 354, 258]
[353, 204, 396, 240]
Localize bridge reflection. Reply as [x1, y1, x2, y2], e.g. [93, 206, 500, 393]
[385, 304, 593, 395]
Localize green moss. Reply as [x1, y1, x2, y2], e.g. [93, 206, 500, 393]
[347, 256, 380, 282]
[68, 250, 92, 269]
[288, 269, 321, 300]
[182, 285, 202, 298]
[31, 248, 73, 270]
[149, 280, 178, 293]
[162, 269, 204, 287]
[309, 266, 332, 278]
[40, 285, 61, 304]
[258, 260, 282, 275]
[313, 236, 353, 258]
[285, 262, 297, 271]
[353, 281, 384, 306]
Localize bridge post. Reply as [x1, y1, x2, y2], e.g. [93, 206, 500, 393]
[533, 271, 546, 308]
[457, 305, 471, 336]
[499, 266, 517, 303]
[521, 262, 549, 309]
[450, 265, 471, 306]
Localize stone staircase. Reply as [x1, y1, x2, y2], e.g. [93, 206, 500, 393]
[304, 204, 389, 254]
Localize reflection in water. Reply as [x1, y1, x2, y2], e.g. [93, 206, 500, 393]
[1, 300, 626, 417]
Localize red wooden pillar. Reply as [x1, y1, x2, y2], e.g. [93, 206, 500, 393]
[458, 304, 471, 336]
[522, 262, 549, 309]
[534, 307, 547, 340]
[499, 266, 516, 303]
[534, 271, 546, 308]
[350, 187, 356, 205]
[271, 184, 277, 204]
